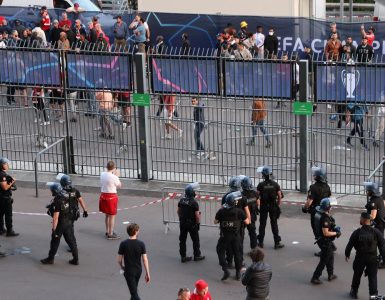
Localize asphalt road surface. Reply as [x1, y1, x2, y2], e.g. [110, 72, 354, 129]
[0, 187, 384, 300]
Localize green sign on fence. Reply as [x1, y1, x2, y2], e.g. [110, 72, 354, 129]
[293, 101, 313, 115]
[133, 93, 151, 106]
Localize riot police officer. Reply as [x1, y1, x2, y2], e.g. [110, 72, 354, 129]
[257, 167, 284, 249]
[345, 212, 385, 299]
[311, 198, 340, 284]
[221, 176, 242, 205]
[302, 167, 331, 256]
[57, 174, 88, 251]
[365, 181, 385, 268]
[177, 183, 205, 263]
[222, 176, 250, 268]
[41, 183, 79, 265]
[241, 176, 259, 249]
[215, 191, 249, 281]
[0, 157, 19, 237]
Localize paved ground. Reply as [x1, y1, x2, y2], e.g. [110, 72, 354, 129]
[1, 186, 384, 300]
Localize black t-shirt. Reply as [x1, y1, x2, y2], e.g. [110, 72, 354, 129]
[308, 182, 331, 210]
[178, 198, 199, 223]
[367, 196, 385, 224]
[257, 180, 280, 208]
[118, 239, 146, 275]
[53, 194, 71, 223]
[315, 213, 333, 239]
[0, 170, 12, 198]
[215, 207, 246, 235]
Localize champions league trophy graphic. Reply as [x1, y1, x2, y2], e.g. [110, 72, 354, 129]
[341, 69, 360, 99]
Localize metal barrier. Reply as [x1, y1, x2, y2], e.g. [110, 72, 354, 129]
[1, 44, 385, 195]
[161, 187, 223, 234]
[34, 138, 67, 198]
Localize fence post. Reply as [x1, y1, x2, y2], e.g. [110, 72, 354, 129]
[134, 53, 150, 182]
[299, 60, 309, 193]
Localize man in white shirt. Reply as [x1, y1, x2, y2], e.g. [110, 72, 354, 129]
[254, 26, 265, 59]
[99, 161, 122, 240]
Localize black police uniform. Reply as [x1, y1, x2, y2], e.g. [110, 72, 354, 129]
[242, 189, 258, 249]
[307, 182, 331, 237]
[312, 212, 335, 280]
[345, 225, 385, 296]
[216, 206, 246, 273]
[0, 170, 16, 234]
[46, 192, 79, 263]
[257, 179, 282, 246]
[63, 186, 81, 248]
[366, 195, 385, 237]
[178, 196, 201, 259]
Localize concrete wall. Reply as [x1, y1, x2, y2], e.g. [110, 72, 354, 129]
[138, 0, 325, 18]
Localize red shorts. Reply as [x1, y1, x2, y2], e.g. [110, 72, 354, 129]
[99, 193, 118, 215]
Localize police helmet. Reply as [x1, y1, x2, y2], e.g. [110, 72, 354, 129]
[364, 181, 380, 196]
[260, 166, 272, 179]
[185, 182, 200, 198]
[241, 176, 253, 191]
[312, 167, 327, 183]
[59, 174, 72, 188]
[47, 182, 63, 196]
[0, 157, 10, 169]
[224, 191, 242, 209]
[316, 197, 331, 213]
[228, 176, 241, 191]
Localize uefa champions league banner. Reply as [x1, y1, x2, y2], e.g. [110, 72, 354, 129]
[0, 49, 61, 86]
[224, 60, 292, 98]
[315, 63, 385, 103]
[66, 53, 132, 90]
[150, 57, 219, 94]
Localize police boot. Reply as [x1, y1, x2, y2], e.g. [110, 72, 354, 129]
[328, 274, 337, 281]
[0, 227, 6, 235]
[6, 230, 19, 237]
[310, 277, 322, 285]
[181, 256, 192, 263]
[349, 289, 358, 299]
[0, 251, 6, 258]
[235, 270, 241, 281]
[194, 255, 205, 262]
[314, 251, 321, 257]
[40, 257, 54, 265]
[274, 242, 285, 249]
[69, 258, 79, 265]
[221, 268, 230, 281]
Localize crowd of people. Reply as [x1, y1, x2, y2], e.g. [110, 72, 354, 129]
[0, 8, 150, 52]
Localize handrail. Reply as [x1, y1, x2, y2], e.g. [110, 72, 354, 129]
[34, 138, 67, 198]
[367, 156, 385, 181]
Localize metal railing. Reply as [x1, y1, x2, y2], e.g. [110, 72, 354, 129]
[34, 138, 66, 197]
[0, 45, 384, 195]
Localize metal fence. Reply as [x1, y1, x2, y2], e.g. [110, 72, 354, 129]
[1, 45, 384, 195]
[161, 187, 222, 234]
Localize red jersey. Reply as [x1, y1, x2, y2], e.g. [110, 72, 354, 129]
[59, 19, 72, 29]
[366, 33, 375, 46]
[40, 14, 51, 31]
[190, 291, 212, 300]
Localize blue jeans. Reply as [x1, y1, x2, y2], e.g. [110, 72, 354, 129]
[194, 123, 205, 151]
[86, 92, 99, 114]
[251, 120, 269, 142]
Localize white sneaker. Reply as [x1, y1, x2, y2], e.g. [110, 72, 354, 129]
[34, 118, 38, 123]
[179, 129, 183, 137]
[165, 133, 172, 139]
[122, 123, 127, 130]
[59, 119, 64, 124]
[41, 121, 50, 126]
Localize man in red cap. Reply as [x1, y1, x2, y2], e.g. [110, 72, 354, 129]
[190, 280, 212, 300]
